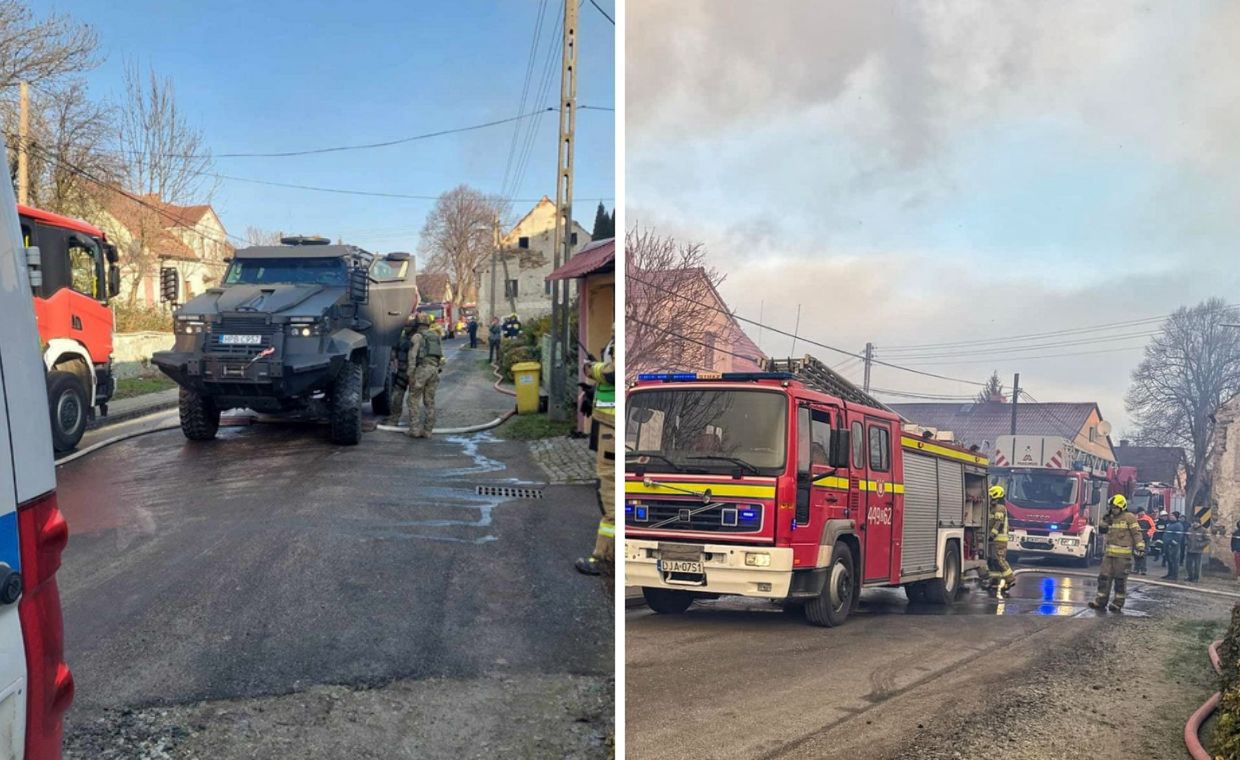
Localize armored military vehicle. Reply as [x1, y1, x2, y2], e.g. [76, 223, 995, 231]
[152, 236, 418, 445]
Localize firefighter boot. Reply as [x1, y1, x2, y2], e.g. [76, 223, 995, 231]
[1089, 574, 1112, 610]
[1107, 578, 1127, 613]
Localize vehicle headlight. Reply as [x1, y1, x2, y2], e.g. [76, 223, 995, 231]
[286, 318, 325, 337]
[174, 316, 206, 335]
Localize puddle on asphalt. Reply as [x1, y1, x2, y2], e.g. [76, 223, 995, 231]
[862, 572, 1153, 618]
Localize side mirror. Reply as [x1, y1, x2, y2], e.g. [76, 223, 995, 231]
[103, 243, 119, 264]
[108, 266, 121, 298]
[24, 246, 41, 290]
[830, 428, 851, 469]
[160, 266, 180, 306]
[349, 264, 370, 303]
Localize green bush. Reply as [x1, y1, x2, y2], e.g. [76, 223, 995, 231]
[501, 342, 537, 381]
[1213, 605, 1240, 757]
[114, 303, 172, 333]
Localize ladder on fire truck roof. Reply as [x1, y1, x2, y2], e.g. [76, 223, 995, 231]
[764, 354, 895, 414]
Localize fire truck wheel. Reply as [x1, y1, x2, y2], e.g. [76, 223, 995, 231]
[805, 542, 854, 627]
[904, 583, 927, 605]
[1075, 536, 1097, 568]
[642, 587, 694, 615]
[922, 543, 962, 605]
[47, 370, 88, 453]
[179, 388, 220, 441]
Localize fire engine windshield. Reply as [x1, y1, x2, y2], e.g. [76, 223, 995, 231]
[1007, 472, 1079, 509]
[1129, 493, 1153, 512]
[625, 389, 787, 475]
[224, 258, 348, 286]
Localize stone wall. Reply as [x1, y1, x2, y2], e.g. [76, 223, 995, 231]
[1210, 395, 1240, 532]
[113, 332, 174, 378]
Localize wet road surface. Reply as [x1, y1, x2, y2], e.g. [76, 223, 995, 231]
[626, 571, 1177, 759]
[55, 346, 611, 741]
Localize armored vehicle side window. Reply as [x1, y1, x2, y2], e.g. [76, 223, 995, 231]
[370, 259, 408, 281]
[225, 257, 347, 286]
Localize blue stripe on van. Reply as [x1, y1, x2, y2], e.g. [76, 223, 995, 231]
[0, 511, 18, 573]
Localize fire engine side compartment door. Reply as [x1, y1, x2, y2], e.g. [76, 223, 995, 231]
[862, 416, 896, 582]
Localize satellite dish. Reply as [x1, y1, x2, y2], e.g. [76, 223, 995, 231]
[1098, 421, 1113, 436]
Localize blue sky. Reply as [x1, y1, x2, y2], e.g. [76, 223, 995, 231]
[35, 0, 614, 251]
[627, 0, 1240, 434]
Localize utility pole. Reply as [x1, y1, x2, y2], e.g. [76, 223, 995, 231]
[1010, 372, 1021, 435]
[17, 81, 28, 206]
[548, 0, 578, 421]
[862, 342, 874, 394]
[489, 213, 499, 326]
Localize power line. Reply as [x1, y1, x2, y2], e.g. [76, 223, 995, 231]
[628, 317, 766, 365]
[886, 329, 1162, 361]
[626, 271, 986, 387]
[501, 0, 550, 202]
[587, 0, 615, 24]
[1018, 389, 1094, 440]
[893, 343, 1149, 366]
[27, 142, 245, 248]
[880, 314, 1172, 353]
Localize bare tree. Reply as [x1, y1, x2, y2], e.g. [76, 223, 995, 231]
[974, 370, 1006, 404]
[419, 185, 498, 304]
[244, 226, 283, 247]
[114, 61, 215, 306]
[24, 80, 120, 216]
[626, 227, 739, 379]
[0, 2, 99, 90]
[1125, 298, 1240, 508]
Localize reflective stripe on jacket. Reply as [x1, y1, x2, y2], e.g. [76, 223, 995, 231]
[989, 501, 1009, 543]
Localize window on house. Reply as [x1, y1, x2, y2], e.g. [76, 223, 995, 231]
[518, 236, 530, 249]
[570, 231, 578, 245]
[545, 279, 552, 296]
[704, 333, 717, 370]
[505, 279, 519, 298]
[1088, 426, 1097, 443]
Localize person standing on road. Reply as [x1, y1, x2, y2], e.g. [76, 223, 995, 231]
[384, 316, 417, 427]
[1134, 508, 1155, 575]
[575, 328, 616, 576]
[1186, 521, 1210, 582]
[986, 485, 1015, 597]
[1162, 512, 1186, 580]
[1154, 511, 1169, 566]
[1089, 494, 1145, 612]
[1231, 520, 1240, 580]
[467, 316, 479, 349]
[405, 314, 444, 439]
[488, 317, 502, 364]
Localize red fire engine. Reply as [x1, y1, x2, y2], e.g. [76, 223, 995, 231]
[624, 356, 992, 627]
[19, 204, 120, 452]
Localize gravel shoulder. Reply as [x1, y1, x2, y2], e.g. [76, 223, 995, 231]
[869, 591, 1230, 760]
[66, 673, 613, 760]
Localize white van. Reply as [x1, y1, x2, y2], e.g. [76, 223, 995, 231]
[0, 135, 75, 757]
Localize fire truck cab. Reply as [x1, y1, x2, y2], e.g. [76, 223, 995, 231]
[991, 435, 1134, 566]
[624, 356, 992, 627]
[18, 205, 120, 452]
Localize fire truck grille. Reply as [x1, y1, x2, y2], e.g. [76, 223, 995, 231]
[625, 499, 764, 533]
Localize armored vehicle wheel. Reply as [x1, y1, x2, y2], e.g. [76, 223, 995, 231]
[805, 542, 855, 627]
[642, 587, 694, 614]
[370, 366, 393, 417]
[329, 359, 364, 445]
[47, 370, 88, 453]
[179, 388, 220, 441]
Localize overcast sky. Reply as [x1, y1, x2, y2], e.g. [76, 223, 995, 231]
[626, 0, 1240, 436]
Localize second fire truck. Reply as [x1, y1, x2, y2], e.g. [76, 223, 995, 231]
[624, 355, 992, 627]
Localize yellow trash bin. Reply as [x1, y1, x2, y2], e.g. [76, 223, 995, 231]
[511, 361, 542, 415]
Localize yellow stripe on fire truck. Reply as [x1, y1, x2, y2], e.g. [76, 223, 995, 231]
[625, 481, 777, 499]
[812, 475, 905, 494]
[900, 436, 989, 466]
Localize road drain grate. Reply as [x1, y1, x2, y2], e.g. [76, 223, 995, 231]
[476, 485, 544, 500]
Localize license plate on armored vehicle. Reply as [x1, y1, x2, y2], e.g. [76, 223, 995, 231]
[219, 334, 262, 345]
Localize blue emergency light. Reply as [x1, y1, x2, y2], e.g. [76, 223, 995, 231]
[740, 509, 759, 521]
[637, 371, 794, 383]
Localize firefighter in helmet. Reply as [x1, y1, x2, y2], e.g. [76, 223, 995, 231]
[987, 484, 1016, 597]
[405, 313, 444, 438]
[1089, 494, 1145, 612]
[575, 326, 616, 575]
[383, 315, 417, 427]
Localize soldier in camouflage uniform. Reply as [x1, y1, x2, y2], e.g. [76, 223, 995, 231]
[987, 484, 1016, 597]
[383, 316, 417, 426]
[405, 314, 444, 438]
[1089, 494, 1146, 612]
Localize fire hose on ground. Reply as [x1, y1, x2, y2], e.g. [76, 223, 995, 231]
[1185, 639, 1223, 760]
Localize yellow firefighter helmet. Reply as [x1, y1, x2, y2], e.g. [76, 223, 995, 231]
[988, 484, 1006, 501]
[1109, 494, 1128, 510]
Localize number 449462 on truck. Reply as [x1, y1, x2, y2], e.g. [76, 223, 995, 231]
[625, 356, 994, 627]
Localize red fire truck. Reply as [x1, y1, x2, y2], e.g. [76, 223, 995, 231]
[19, 205, 120, 452]
[991, 435, 1136, 566]
[624, 356, 992, 627]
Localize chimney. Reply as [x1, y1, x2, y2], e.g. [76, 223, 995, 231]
[1119, 439, 1130, 448]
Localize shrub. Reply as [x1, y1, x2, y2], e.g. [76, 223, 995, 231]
[114, 303, 172, 333]
[501, 342, 538, 381]
[1213, 604, 1240, 757]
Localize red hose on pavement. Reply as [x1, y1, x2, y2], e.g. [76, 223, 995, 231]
[492, 362, 517, 397]
[1185, 640, 1224, 760]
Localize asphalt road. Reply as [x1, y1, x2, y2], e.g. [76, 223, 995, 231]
[54, 341, 612, 755]
[625, 570, 1194, 760]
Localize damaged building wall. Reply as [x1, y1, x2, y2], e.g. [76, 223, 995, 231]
[1209, 394, 1240, 531]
